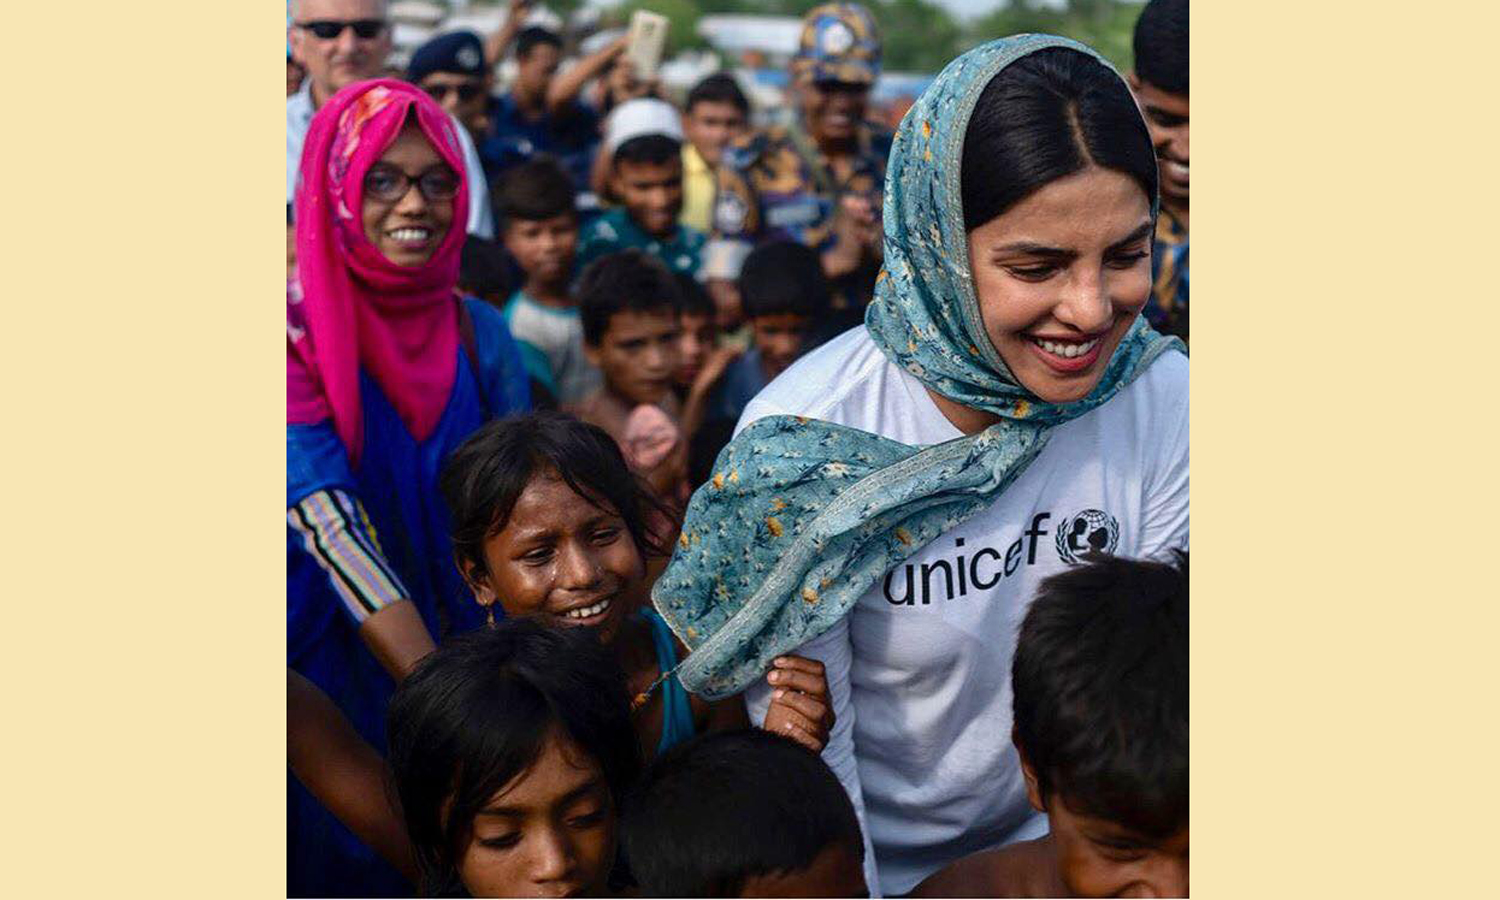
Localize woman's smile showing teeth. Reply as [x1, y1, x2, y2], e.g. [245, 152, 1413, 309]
[387, 226, 432, 245]
[1026, 333, 1106, 373]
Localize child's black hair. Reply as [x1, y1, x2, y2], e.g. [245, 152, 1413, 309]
[1012, 551, 1188, 839]
[494, 155, 577, 227]
[576, 249, 682, 346]
[515, 26, 562, 61]
[686, 73, 750, 116]
[1133, 0, 1189, 96]
[673, 272, 715, 320]
[613, 133, 682, 168]
[621, 729, 863, 897]
[386, 618, 642, 897]
[457, 235, 518, 306]
[738, 240, 831, 320]
[440, 410, 674, 582]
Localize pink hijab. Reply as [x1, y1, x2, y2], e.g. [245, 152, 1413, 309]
[287, 79, 471, 466]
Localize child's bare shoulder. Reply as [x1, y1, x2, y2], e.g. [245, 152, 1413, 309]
[909, 837, 1061, 898]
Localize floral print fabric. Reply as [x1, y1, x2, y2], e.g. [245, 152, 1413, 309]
[654, 35, 1186, 699]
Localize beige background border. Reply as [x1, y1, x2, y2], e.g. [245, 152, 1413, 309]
[4, 1, 1496, 896]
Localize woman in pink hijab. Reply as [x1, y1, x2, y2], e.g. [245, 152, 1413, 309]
[286, 79, 530, 897]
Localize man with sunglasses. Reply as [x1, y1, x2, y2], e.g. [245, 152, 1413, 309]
[710, 4, 892, 326]
[287, 0, 494, 238]
[407, 30, 492, 144]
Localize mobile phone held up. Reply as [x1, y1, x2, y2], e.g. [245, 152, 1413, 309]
[625, 10, 669, 80]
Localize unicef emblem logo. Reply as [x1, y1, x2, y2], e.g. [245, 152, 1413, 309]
[1055, 509, 1119, 563]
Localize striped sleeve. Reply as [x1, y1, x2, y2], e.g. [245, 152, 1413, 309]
[288, 488, 409, 624]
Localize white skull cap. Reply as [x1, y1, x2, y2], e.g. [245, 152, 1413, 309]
[604, 98, 684, 155]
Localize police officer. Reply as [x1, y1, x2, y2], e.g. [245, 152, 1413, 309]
[407, 30, 492, 143]
[711, 3, 892, 324]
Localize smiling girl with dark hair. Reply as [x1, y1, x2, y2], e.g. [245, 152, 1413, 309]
[439, 411, 837, 766]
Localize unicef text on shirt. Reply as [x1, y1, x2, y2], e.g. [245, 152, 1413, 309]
[881, 508, 1123, 606]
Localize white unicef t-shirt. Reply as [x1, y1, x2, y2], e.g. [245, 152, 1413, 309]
[735, 327, 1189, 897]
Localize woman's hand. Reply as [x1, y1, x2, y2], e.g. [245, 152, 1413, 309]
[761, 655, 835, 753]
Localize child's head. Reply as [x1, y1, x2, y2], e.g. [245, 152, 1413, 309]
[458, 235, 517, 307]
[440, 411, 671, 643]
[496, 156, 578, 290]
[622, 729, 867, 897]
[605, 99, 686, 238]
[673, 272, 718, 388]
[684, 74, 750, 167]
[1012, 552, 1188, 898]
[738, 241, 831, 380]
[386, 618, 641, 898]
[578, 249, 683, 405]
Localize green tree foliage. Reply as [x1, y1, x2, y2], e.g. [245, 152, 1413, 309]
[966, 0, 1142, 72]
[569, 0, 1144, 74]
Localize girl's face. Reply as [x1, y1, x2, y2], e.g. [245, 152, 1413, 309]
[965, 166, 1153, 404]
[458, 727, 617, 899]
[361, 120, 457, 267]
[467, 471, 645, 644]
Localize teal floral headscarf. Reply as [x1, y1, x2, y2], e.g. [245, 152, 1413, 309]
[653, 35, 1186, 699]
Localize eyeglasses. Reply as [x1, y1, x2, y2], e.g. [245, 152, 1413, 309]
[424, 83, 484, 103]
[363, 164, 461, 203]
[295, 19, 386, 41]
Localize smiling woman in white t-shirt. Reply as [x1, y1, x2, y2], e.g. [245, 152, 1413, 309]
[651, 34, 1187, 896]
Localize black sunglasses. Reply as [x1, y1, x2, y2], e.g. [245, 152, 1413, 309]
[296, 19, 386, 40]
[424, 83, 484, 103]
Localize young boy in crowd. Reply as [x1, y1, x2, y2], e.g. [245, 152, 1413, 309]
[672, 274, 747, 487]
[623, 729, 868, 897]
[685, 241, 831, 484]
[1130, 0, 1189, 341]
[577, 98, 706, 276]
[673, 273, 720, 395]
[679, 73, 750, 233]
[570, 250, 687, 498]
[912, 553, 1189, 899]
[493, 157, 601, 408]
[707, 240, 830, 425]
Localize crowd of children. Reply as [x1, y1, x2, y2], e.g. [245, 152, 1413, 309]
[287, 0, 1190, 896]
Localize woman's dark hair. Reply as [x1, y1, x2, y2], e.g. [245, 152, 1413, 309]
[387, 619, 642, 897]
[621, 729, 862, 896]
[960, 47, 1158, 231]
[440, 410, 675, 581]
[1011, 551, 1187, 839]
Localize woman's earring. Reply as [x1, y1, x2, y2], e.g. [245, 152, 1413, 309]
[485, 602, 496, 628]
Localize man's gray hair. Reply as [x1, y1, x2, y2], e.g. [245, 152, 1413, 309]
[290, 0, 389, 21]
